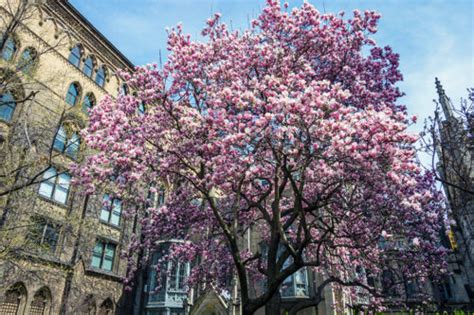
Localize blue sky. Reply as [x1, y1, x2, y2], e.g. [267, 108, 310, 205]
[71, 0, 473, 140]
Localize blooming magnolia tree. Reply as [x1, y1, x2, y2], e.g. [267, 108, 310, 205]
[75, 1, 447, 313]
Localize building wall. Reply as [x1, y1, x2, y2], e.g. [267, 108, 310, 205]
[0, 0, 135, 313]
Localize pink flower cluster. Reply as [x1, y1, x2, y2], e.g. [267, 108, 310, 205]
[75, 0, 447, 310]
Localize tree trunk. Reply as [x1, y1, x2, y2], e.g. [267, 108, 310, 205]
[264, 291, 281, 315]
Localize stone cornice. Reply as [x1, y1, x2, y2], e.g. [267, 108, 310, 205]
[43, 0, 134, 73]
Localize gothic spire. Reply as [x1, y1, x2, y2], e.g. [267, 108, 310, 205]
[435, 77, 455, 120]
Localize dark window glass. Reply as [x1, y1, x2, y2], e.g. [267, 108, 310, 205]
[119, 84, 128, 96]
[65, 83, 80, 106]
[18, 47, 37, 73]
[1, 37, 17, 61]
[28, 217, 60, 253]
[83, 56, 94, 77]
[95, 66, 106, 87]
[0, 91, 16, 121]
[68, 45, 81, 67]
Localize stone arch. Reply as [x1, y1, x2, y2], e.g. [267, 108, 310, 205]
[30, 286, 52, 315]
[0, 282, 28, 315]
[98, 297, 114, 315]
[190, 290, 227, 315]
[77, 294, 96, 315]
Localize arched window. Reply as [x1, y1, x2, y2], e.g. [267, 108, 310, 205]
[65, 82, 81, 106]
[98, 298, 113, 315]
[82, 93, 96, 115]
[68, 44, 82, 67]
[119, 83, 128, 96]
[53, 125, 80, 159]
[1, 37, 17, 61]
[30, 287, 51, 315]
[95, 66, 106, 87]
[0, 91, 16, 122]
[0, 283, 27, 314]
[18, 47, 37, 73]
[82, 55, 94, 77]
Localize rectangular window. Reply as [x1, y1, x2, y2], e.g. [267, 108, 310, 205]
[28, 217, 60, 253]
[91, 240, 116, 271]
[38, 168, 71, 204]
[99, 194, 122, 226]
[168, 262, 187, 291]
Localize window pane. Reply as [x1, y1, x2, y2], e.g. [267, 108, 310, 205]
[18, 48, 36, 73]
[68, 45, 81, 67]
[169, 263, 177, 290]
[39, 168, 57, 198]
[100, 194, 111, 222]
[53, 126, 66, 152]
[66, 84, 79, 106]
[178, 263, 186, 290]
[103, 244, 115, 271]
[82, 94, 95, 114]
[66, 133, 80, 159]
[83, 57, 93, 77]
[91, 241, 103, 268]
[100, 208, 111, 222]
[57, 173, 71, 190]
[138, 102, 145, 115]
[28, 217, 46, 244]
[53, 186, 68, 204]
[110, 199, 121, 226]
[44, 223, 59, 252]
[95, 67, 105, 87]
[102, 257, 113, 271]
[0, 92, 16, 121]
[1, 38, 16, 61]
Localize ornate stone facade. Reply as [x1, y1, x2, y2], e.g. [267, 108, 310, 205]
[0, 0, 135, 314]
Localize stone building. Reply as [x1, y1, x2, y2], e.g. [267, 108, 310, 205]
[432, 79, 474, 311]
[0, 0, 135, 314]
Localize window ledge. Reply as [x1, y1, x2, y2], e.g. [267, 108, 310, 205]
[99, 219, 122, 230]
[37, 195, 69, 209]
[86, 266, 123, 282]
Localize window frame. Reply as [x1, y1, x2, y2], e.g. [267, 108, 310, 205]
[53, 126, 80, 159]
[68, 44, 82, 67]
[28, 216, 60, 253]
[91, 239, 117, 272]
[99, 194, 122, 227]
[18, 47, 37, 73]
[0, 91, 16, 122]
[82, 55, 94, 77]
[95, 66, 106, 87]
[82, 93, 96, 115]
[65, 83, 81, 106]
[38, 167, 72, 205]
[1, 37, 18, 61]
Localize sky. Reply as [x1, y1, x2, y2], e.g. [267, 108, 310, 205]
[70, 0, 473, 161]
